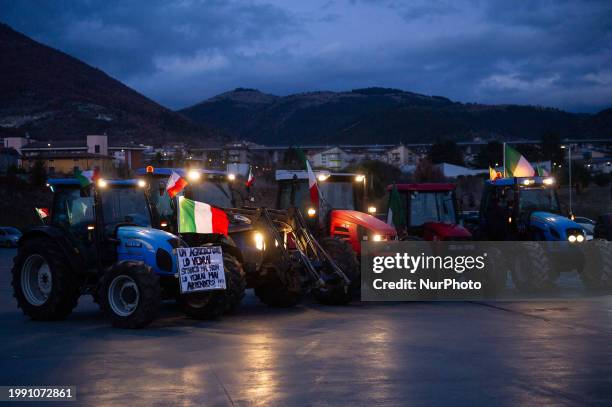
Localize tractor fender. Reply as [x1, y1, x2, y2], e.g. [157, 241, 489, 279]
[18, 225, 86, 274]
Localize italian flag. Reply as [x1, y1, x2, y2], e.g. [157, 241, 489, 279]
[35, 207, 49, 220]
[75, 168, 99, 188]
[296, 149, 319, 207]
[504, 144, 535, 177]
[246, 166, 254, 188]
[166, 171, 188, 198]
[178, 196, 229, 235]
[387, 184, 406, 228]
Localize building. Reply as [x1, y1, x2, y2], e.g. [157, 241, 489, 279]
[309, 146, 352, 170]
[0, 147, 20, 173]
[386, 145, 419, 167]
[10, 134, 146, 175]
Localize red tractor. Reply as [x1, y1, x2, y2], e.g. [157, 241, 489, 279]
[276, 170, 397, 255]
[386, 183, 471, 240]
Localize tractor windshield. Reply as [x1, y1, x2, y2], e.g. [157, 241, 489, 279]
[519, 187, 560, 213]
[409, 191, 456, 226]
[278, 180, 356, 212]
[99, 186, 151, 234]
[188, 182, 233, 208]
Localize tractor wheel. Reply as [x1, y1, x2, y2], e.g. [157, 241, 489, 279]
[579, 240, 612, 290]
[180, 253, 246, 319]
[312, 237, 359, 305]
[510, 242, 553, 292]
[99, 261, 161, 329]
[254, 264, 303, 307]
[11, 237, 80, 321]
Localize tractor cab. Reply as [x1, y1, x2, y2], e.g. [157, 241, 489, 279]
[479, 176, 585, 242]
[46, 178, 154, 269]
[387, 183, 471, 240]
[275, 170, 396, 254]
[135, 167, 245, 235]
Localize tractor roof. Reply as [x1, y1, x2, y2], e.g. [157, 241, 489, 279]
[388, 183, 456, 192]
[47, 178, 141, 187]
[485, 176, 554, 187]
[135, 167, 227, 177]
[275, 170, 362, 181]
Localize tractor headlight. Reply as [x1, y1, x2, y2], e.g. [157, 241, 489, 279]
[228, 173, 236, 181]
[372, 234, 383, 242]
[254, 232, 265, 251]
[307, 208, 316, 217]
[97, 179, 107, 188]
[368, 206, 377, 214]
[568, 235, 577, 243]
[355, 174, 365, 182]
[137, 179, 147, 188]
[187, 170, 201, 181]
[543, 178, 554, 185]
[576, 234, 585, 243]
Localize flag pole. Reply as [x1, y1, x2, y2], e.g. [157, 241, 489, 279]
[503, 142, 506, 178]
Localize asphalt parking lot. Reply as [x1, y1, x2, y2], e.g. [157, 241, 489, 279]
[1, 248, 612, 406]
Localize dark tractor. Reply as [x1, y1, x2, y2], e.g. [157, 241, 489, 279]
[138, 167, 355, 306]
[12, 178, 244, 328]
[385, 183, 472, 241]
[478, 176, 612, 291]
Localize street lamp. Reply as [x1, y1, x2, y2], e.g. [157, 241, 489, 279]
[561, 144, 573, 217]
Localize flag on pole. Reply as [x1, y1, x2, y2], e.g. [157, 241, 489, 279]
[295, 149, 319, 207]
[75, 168, 99, 188]
[246, 166, 255, 188]
[166, 171, 188, 198]
[178, 196, 229, 235]
[489, 167, 502, 181]
[35, 207, 49, 220]
[536, 165, 549, 176]
[504, 145, 535, 177]
[387, 184, 406, 228]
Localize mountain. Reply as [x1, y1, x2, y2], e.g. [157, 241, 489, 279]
[180, 87, 611, 145]
[0, 23, 217, 145]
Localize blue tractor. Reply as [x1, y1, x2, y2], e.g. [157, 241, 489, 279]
[11, 178, 245, 328]
[478, 176, 611, 290]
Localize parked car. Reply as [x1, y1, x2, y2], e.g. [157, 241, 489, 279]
[0, 227, 21, 247]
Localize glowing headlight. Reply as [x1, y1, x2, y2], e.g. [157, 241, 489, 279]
[522, 179, 534, 186]
[160, 221, 168, 228]
[568, 235, 577, 243]
[368, 206, 377, 214]
[576, 234, 584, 243]
[137, 179, 147, 188]
[254, 232, 264, 251]
[355, 174, 365, 182]
[187, 169, 201, 181]
[543, 178, 555, 185]
[97, 179, 107, 188]
[307, 208, 317, 217]
[317, 173, 330, 181]
[373, 234, 382, 242]
[228, 173, 236, 181]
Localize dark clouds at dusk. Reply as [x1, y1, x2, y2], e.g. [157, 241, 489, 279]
[1, 0, 611, 112]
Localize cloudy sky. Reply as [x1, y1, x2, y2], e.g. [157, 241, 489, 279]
[1, 0, 611, 112]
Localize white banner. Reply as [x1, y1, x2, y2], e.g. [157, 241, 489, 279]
[176, 246, 226, 293]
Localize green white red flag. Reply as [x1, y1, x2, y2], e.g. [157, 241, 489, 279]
[178, 196, 229, 235]
[295, 149, 319, 207]
[166, 171, 188, 198]
[504, 144, 535, 177]
[75, 168, 99, 188]
[35, 207, 49, 220]
[246, 166, 254, 188]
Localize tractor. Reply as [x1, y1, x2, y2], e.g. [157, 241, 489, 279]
[385, 183, 472, 240]
[478, 176, 612, 290]
[11, 177, 244, 328]
[275, 170, 397, 255]
[137, 167, 356, 306]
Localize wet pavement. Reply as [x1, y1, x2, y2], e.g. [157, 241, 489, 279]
[1, 247, 612, 406]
